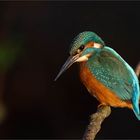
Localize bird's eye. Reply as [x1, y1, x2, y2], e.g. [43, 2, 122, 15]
[79, 45, 85, 51]
[72, 45, 85, 56]
[77, 45, 85, 54]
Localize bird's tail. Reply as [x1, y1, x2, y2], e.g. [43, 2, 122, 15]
[132, 90, 140, 120]
[132, 95, 140, 120]
[133, 109, 140, 120]
[132, 79, 140, 120]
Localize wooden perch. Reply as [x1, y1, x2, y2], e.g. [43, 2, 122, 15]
[83, 105, 111, 140]
[83, 62, 140, 140]
[135, 62, 140, 77]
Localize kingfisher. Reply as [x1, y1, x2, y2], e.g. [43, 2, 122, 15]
[55, 31, 140, 120]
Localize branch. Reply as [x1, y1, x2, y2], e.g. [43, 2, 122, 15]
[83, 62, 140, 140]
[83, 105, 111, 140]
[135, 62, 140, 78]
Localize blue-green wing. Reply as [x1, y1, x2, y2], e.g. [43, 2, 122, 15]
[87, 47, 139, 101]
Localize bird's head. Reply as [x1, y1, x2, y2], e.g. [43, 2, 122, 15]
[54, 31, 105, 81]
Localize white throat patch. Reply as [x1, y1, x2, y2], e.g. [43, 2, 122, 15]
[94, 43, 102, 48]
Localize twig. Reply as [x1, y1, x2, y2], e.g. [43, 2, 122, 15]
[135, 62, 140, 77]
[83, 62, 140, 140]
[83, 105, 111, 140]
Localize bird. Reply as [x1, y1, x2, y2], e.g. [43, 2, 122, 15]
[54, 31, 140, 120]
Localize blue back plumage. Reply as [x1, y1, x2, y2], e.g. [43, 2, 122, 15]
[86, 46, 140, 119]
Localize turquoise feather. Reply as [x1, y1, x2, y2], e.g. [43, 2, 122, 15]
[86, 46, 140, 119]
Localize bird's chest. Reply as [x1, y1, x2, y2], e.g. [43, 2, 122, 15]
[79, 62, 132, 108]
[79, 62, 106, 100]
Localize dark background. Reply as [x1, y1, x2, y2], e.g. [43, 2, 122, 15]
[0, 1, 140, 139]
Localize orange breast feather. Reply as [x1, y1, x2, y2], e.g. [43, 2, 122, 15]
[79, 63, 132, 109]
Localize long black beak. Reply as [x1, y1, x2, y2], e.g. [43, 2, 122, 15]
[54, 54, 79, 81]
